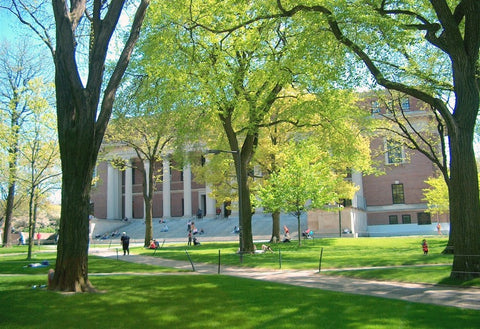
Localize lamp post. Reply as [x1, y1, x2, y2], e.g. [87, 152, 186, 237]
[206, 149, 243, 252]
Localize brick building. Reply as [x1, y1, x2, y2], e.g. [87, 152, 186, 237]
[90, 146, 216, 220]
[91, 93, 449, 236]
[308, 94, 450, 236]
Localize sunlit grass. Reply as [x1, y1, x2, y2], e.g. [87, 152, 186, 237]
[133, 237, 480, 286]
[1, 244, 479, 328]
[1, 274, 479, 329]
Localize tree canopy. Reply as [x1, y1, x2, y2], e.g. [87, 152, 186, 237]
[187, 0, 479, 280]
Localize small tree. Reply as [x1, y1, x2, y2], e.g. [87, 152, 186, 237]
[423, 175, 450, 218]
[0, 40, 46, 247]
[17, 79, 60, 259]
[105, 112, 174, 247]
[258, 140, 358, 246]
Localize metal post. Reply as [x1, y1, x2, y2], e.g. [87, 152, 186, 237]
[279, 248, 282, 269]
[218, 250, 221, 274]
[318, 247, 324, 273]
[184, 249, 196, 272]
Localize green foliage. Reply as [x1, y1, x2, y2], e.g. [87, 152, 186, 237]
[423, 171, 480, 215]
[258, 139, 358, 215]
[423, 175, 450, 215]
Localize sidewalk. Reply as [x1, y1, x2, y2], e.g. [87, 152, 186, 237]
[90, 247, 480, 311]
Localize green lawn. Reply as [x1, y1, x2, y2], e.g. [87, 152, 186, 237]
[137, 236, 480, 286]
[1, 237, 479, 328]
[1, 272, 479, 329]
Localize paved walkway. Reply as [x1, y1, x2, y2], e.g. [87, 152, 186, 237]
[90, 247, 480, 311]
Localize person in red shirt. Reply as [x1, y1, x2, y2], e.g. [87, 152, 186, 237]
[422, 239, 429, 255]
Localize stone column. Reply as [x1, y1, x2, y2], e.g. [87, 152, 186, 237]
[205, 184, 216, 217]
[163, 159, 171, 218]
[183, 164, 192, 217]
[107, 163, 121, 219]
[143, 161, 149, 220]
[124, 164, 133, 220]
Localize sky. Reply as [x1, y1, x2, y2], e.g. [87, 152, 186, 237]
[0, 10, 25, 41]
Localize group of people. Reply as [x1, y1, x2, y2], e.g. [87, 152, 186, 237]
[187, 220, 202, 246]
[95, 230, 120, 240]
[302, 229, 314, 239]
[149, 239, 161, 249]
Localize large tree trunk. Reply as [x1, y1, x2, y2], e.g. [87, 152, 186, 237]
[449, 132, 480, 279]
[270, 211, 280, 243]
[238, 155, 254, 253]
[52, 147, 95, 292]
[47, 0, 149, 292]
[448, 77, 480, 280]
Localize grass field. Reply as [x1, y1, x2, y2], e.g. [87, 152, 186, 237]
[1, 237, 479, 329]
[138, 236, 480, 286]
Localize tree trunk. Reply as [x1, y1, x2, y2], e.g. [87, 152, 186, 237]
[297, 212, 302, 246]
[47, 0, 150, 292]
[270, 211, 280, 243]
[27, 187, 36, 260]
[238, 157, 254, 253]
[51, 155, 94, 292]
[144, 196, 153, 247]
[141, 159, 155, 247]
[449, 114, 480, 279]
[447, 43, 480, 279]
[2, 183, 15, 247]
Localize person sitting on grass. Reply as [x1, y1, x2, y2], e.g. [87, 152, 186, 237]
[262, 244, 273, 253]
[193, 237, 201, 246]
[149, 240, 156, 249]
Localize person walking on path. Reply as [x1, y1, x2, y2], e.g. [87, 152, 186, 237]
[121, 232, 130, 255]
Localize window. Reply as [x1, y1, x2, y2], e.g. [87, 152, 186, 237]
[371, 100, 381, 114]
[417, 212, 431, 225]
[389, 215, 398, 224]
[392, 183, 405, 204]
[402, 214, 411, 224]
[345, 168, 352, 179]
[386, 139, 404, 164]
[343, 199, 352, 207]
[400, 98, 410, 111]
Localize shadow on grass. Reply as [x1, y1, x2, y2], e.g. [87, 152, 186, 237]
[0, 275, 479, 329]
